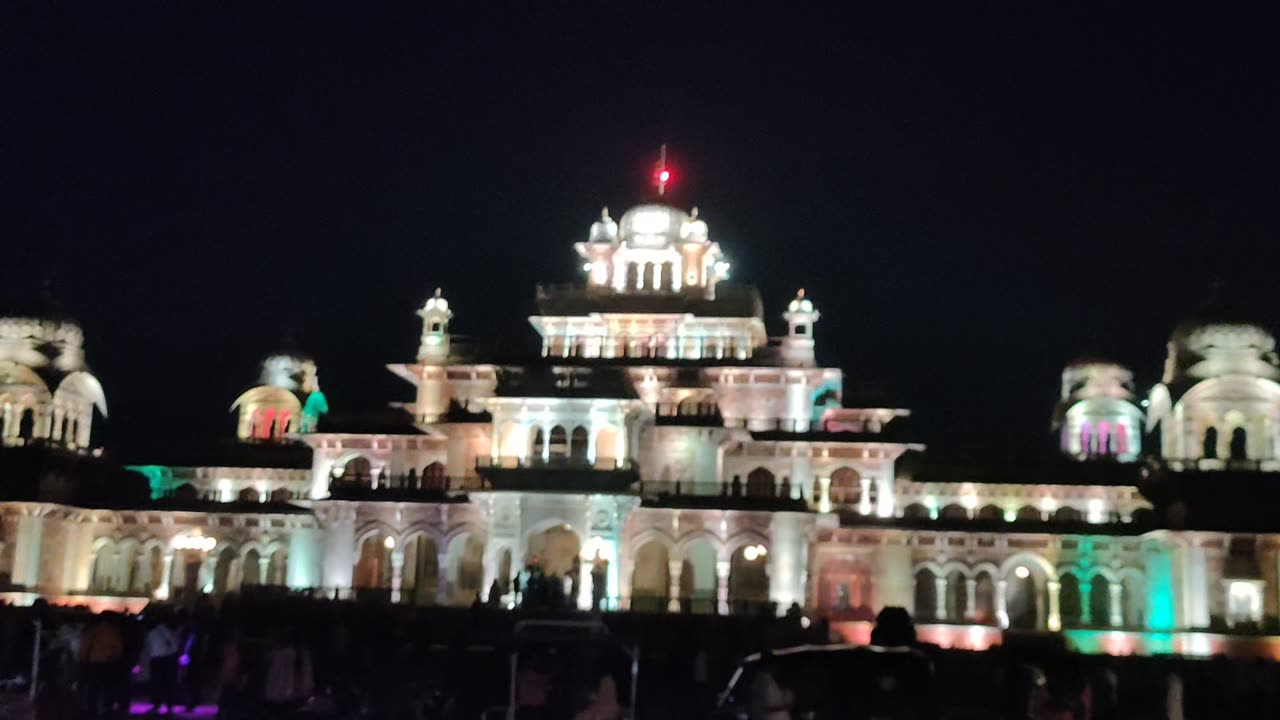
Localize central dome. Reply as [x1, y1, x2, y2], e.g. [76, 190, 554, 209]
[617, 204, 705, 248]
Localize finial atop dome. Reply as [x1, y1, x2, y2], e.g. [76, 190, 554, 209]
[690, 206, 699, 219]
[601, 207, 611, 221]
[787, 289, 815, 314]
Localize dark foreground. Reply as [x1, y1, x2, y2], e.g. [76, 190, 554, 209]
[1, 597, 1278, 719]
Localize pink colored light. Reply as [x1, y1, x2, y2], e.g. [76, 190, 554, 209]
[658, 169, 670, 183]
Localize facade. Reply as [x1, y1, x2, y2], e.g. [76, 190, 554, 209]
[6, 197, 1280, 653]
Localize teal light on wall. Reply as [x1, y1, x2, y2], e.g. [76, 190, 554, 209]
[1147, 548, 1177, 631]
[128, 464, 174, 500]
[301, 391, 330, 432]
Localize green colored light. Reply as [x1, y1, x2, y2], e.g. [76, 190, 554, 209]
[128, 464, 174, 500]
[301, 391, 329, 432]
[1147, 548, 1177, 631]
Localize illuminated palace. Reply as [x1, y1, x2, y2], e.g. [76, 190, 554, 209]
[6, 195, 1280, 654]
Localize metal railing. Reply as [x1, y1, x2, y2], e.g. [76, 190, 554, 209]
[476, 456, 636, 471]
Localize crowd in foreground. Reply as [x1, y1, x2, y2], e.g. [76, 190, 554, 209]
[1, 595, 1280, 719]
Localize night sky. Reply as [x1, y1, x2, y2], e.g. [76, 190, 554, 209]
[3, 4, 1278, 460]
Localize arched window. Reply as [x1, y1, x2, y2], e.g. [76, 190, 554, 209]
[1053, 506, 1084, 523]
[1097, 421, 1112, 455]
[269, 488, 291, 502]
[902, 503, 929, 519]
[976, 504, 1003, 521]
[423, 462, 446, 489]
[1203, 427, 1219, 460]
[1059, 573, 1082, 627]
[1231, 427, 1248, 460]
[18, 408, 35, 441]
[238, 487, 261, 503]
[829, 468, 860, 505]
[659, 261, 674, 291]
[570, 426, 589, 462]
[1016, 505, 1042, 522]
[341, 456, 373, 484]
[548, 426, 569, 459]
[172, 483, 198, 502]
[1115, 423, 1129, 454]
[530, 427, 547, 461]
[1089, 574, 1112, 627]
[913, 568, 937, 621]
[939, 504, 968, 520]
[1079, 422, 1092, 457]
[745, 467, 776, 498]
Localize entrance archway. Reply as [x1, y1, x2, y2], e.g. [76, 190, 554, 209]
[446, 533, 486, 604]
[630, 541, 670, 613]
[679, 538, 719, 613]
[354, 535, 392, 588]
[1005, 561, 1049, 630]
[402, 534, 440, 605]
[728, 544, 770, 614]
[913, 568, 938, 621]
[213, 547, 240, 594]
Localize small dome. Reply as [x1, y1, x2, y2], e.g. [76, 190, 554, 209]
[259, 354, 319, 393]
[588, 207, 618, 243]
[787, 289, 815, 314]
[421, 287, 450, 314]
[1178, 322, 1275, 355]
[618, 204, 690, 249]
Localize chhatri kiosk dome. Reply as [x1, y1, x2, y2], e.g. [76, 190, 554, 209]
[1148, 318, 1280, 467]
[574, 204, 728, 296]
[231, 352, 327, 441]
[0, 315, 107, 451]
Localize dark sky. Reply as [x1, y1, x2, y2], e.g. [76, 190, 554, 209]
[2, 4, 1278, 460]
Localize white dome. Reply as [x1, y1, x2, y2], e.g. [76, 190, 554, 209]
[618, 204, 689, 249]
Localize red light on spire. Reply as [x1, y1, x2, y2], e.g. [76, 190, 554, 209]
[654, 143, 671, 197]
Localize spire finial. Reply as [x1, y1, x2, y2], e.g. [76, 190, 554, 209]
[690, 206, 699, 219]
[654, 143, 670, 197]
[797, 288, 805, 299]
[434, 287, 442, 298]
[601, 206, 611, 221]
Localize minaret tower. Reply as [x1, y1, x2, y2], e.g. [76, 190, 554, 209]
[415, 288, 453, 422]
[780, 289, 819, 368]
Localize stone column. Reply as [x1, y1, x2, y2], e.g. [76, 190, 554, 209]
[1047, 580, 1062, 631]
[1080, 580, 1093, 625]
[257, 554, 271, 585]
[390, 549, 405, 603]
[716, 559, 730, 615]
[287, 527, 323, 590]
[320, 505, 356, 597]
[934, 576, 948, 621]
[858, 477, 872, 515]
[667, 558, 683, 613]
[965, 578, 977, 621]
[996, 580, 1009, 628]
[11, 512, 45, 589]
[157, 552, 175, 600]
[1109, 581, 1123, 627]
[817, 476, 832, 512]
[437, 552, 451, 605]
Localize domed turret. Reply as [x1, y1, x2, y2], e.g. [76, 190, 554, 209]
[417, 288, 453, 363]
[232, 353, 326, 441]
[780, 289, 819, 368]
[1053, 358, 1142, 461]
[414, 289, 454, 423]
[1149, 316, 1280, 467]
[573, 203, 727, 297]
[0, 315, 106, 451]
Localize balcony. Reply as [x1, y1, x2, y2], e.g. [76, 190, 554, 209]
[474, 456, 639, 493]
[638, 480, 811, 512]
[328, 474, 481, 502]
